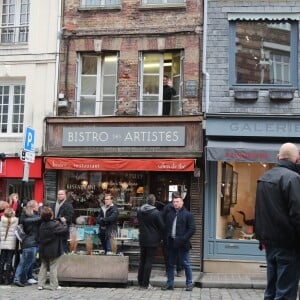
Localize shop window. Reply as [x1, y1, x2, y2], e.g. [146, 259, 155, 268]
[60, 171, 147, 227]
[216, 161, 274, 241]
[0, 82, 25, 134]
[0, 0, 29, 44]
[229, 20, 298, 87]
[6, 179, 34, 202]
[76, 54, 118, 116]
[138, 51, 183, 116]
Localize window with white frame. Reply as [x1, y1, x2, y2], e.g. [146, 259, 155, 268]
[76, 54, 118, 116]
[80, 0, 121, 8]
[229, 20, 298, 87]
[141, 0, 185, 5]
[139, 51, 183, 116]
[0, 0, 29, 44]
[0, 82, 25, 134]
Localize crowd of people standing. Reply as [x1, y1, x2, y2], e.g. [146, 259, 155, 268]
[0, 187, 196, 291]
[0, 189, 74, 290]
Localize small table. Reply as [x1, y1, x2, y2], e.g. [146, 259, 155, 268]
[114, 237, 133, 252]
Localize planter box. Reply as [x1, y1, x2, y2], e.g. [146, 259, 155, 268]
[57, 254, 129, 283]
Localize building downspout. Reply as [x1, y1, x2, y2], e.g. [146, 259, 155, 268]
[54, 0, 63, 116]
[202, 0, 210, 114]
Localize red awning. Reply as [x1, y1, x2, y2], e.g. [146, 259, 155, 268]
[45, 157, 195, 172]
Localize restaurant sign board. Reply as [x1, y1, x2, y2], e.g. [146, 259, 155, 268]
[62, 126, 185, 147]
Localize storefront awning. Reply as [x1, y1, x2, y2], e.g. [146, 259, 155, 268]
[206, 140, 293, 163]
[45, 157, 195, 172]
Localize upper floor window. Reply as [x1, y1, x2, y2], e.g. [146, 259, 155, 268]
[229, 20, 298, 87]
[141, 0, 185, 4]
[0, 82, 25, 134]
[0, 0, 29, 44]
[139, 51, 183, 116]
[80, 0, 121, 8]
[76, 54, 118, 116]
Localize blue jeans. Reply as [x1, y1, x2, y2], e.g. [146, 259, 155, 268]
[264, 246, 300, 300]
[99, 230, 112, 254]
[166, 238, 192, 287]
[14, 247, 38, 284]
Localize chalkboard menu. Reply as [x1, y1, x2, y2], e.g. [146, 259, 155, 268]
[185, 80, 198, 97]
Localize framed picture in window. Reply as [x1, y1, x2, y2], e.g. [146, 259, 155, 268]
[231, 171, 238, 206]
[220, 162, 233, 216]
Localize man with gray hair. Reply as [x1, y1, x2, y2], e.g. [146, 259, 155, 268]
[137, 194, 164, 289]
[255, 142, 300, 299]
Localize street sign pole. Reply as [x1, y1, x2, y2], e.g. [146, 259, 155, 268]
[22, 161, 29, 182]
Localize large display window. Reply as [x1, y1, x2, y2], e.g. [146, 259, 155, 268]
[59, 170, 191, 227]
[216, 161, 274, 240]
[59, 171, 147, 226]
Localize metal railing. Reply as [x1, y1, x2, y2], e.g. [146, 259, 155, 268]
[72, 98, 183, 116]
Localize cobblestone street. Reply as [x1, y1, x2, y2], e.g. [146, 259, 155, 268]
[0, 284, 264, 300]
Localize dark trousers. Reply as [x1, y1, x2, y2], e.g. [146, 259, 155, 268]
[99, 230, 111, 254]
[137, 246, 157, 288]
[162, 240, 183, 273]
[0, 249, 14, 284]
[264, 246, 300, 300]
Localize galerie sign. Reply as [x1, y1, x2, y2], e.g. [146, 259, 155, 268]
[62, 126, 185, 147]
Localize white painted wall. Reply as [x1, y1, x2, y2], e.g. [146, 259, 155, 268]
[0, 0, 60, 155]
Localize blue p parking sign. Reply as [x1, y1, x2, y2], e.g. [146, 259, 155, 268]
[24, 127, 35, 152]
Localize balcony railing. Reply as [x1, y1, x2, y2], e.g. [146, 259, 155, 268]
[69, 98, 184, 116]
[0, 25, 29, 44]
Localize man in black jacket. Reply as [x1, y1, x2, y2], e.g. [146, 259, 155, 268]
[163, 76, 176, 116]
[137, 194, 164, 289]
[53, 190, 74, 253]
[161, 193, 195, 291]
[97, 193, 118, 254]
[255, 142, 300, 300]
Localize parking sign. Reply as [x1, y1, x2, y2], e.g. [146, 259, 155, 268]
[24, 127, 35, 152]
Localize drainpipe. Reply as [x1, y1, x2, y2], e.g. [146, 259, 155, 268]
[202, 0, 210, 114]
[54, 0, 62, 116]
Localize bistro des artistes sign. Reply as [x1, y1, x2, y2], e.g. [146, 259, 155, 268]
[62, 126, 185, 147]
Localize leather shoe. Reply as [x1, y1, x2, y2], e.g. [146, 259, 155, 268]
[14, 281, 25, 287]
[161, 285, 173, 290]
[186, 284, 193, 291]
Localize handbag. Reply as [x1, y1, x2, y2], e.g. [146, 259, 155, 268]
[15, 224, 26, 242]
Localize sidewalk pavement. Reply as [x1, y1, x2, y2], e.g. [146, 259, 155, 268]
[128, 268, 267, 289]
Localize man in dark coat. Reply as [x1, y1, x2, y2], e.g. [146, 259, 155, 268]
[137, 194, 164, 289]
[161, 193, 195, 291]
[161, 192, 183, 277]
[163, 75, 176, 116]
[255, 142, 300, 299]
[38, 206, 68, 290]
[96, 193, 118, 254]
[52, 189, 74, 253]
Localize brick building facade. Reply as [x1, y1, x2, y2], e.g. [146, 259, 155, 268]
[43, 0, 204, 270]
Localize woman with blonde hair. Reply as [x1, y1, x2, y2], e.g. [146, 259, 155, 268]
[13, 200, 41, 287]
[8, 193, 20, 216]
[0, 208, 18, 284]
